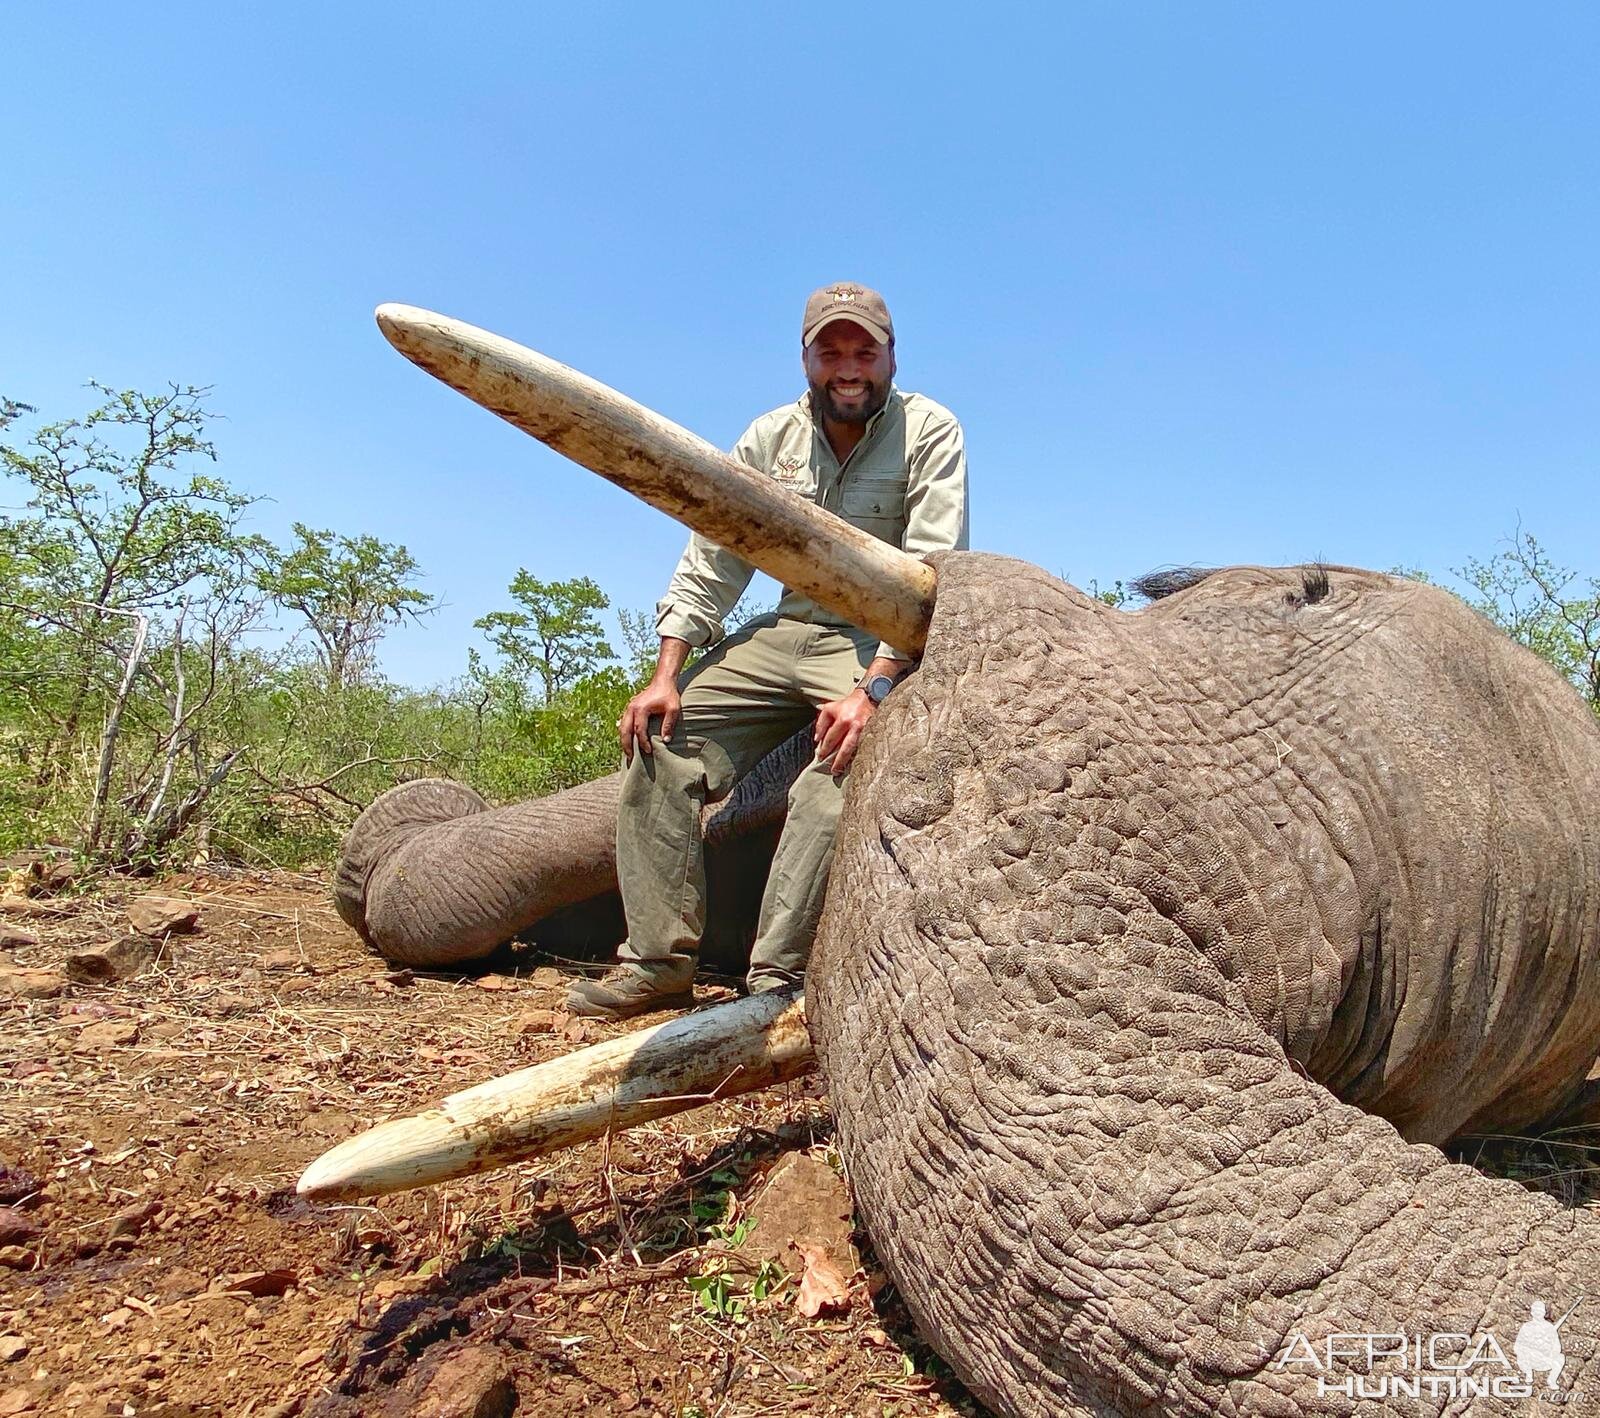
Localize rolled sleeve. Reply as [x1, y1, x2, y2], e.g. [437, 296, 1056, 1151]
[653, 420, 764, 647]
[654, 533, 755, 647]
[875, 410, 969, 661]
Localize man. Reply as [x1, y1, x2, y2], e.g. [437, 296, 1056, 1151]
[566, 283, 969, 1019]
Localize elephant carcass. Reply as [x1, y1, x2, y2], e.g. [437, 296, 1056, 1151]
[347, 306, 1600, 1413]
[333, 726, 814, 968]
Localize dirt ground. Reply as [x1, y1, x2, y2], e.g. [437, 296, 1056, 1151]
[4, 870, 1598, 1417]
[0, 869, 979, 1418]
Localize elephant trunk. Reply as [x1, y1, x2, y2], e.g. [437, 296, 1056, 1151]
[813, 861, 1600, 1413]
[341, 773, 624, 968]
[335, 730, 815, 968]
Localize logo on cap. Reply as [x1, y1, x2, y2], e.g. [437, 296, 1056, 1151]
[802, 282, 893, 346]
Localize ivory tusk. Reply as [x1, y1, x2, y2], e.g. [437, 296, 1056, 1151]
[374, 303, 936, 657]
[297, 989, 814, 1201]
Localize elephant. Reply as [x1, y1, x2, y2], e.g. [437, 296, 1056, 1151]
[343, 306, 1600, 1415]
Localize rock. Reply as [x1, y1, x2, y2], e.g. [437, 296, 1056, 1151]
[64, 936, 154, 984]
[745, 1151, 861, 1281]
[403, 1342, 516, 1418]
[0, 1164, 39, 1208]
[0, 899, 54, 920]
[258, 950, 304, 972]
[0, 1384, 32, 1415]
[126, 896, 199, 937]
[0, 1338, 24, 1363]
[73, 1020, 139, 1054]
[0, 1210, 39, 1249]
[106, 1201, 161, 1246]
[0, 927, 37, 951]
[0, 969, 65, 1000]
[512, 1007, 557, 1037]
[0, 1248, 32, 1271]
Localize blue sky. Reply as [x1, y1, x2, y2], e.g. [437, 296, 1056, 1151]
[5, 4, 1596, 686]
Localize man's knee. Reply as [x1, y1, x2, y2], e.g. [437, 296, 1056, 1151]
[621, 732, 699, 807]
[785, 761, 848, 823]
[621, 728, 742, 810]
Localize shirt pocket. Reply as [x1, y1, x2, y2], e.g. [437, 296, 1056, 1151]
[838, 476, 906, 523]
[837, 476, 907, 552]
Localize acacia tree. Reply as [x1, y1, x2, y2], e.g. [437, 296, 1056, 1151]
[474, 572, 615, 704]
[1456, 530, 1600, 713]
[0, 384, 259, 794]
[255, 523, 437, 689]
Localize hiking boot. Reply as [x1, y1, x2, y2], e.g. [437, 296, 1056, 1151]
[565, 963, 694, 1021]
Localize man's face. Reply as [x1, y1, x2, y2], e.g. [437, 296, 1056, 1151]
[803, 321, 896, 426]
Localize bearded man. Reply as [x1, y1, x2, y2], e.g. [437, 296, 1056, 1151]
[567, 283, 969, 1019]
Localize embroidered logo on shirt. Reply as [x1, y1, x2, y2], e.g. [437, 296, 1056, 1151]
[773, 455, 806, 480]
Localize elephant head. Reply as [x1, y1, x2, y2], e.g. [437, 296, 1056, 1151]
[810, 549, 1600, 1412]
[315, 307, 1600, 1413]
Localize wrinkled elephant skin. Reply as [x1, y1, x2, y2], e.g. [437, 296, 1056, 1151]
[811, 554, 1600, 1415]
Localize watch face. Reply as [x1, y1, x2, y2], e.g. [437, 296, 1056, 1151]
[866, 674, 896, 704]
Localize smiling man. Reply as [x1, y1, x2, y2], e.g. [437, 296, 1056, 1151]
[567, 282, 969, 1019]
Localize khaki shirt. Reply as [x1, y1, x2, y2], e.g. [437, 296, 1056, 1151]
[654, 388, 968, 662]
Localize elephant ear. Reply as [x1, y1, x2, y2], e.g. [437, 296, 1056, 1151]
[333, 778, 489, 947]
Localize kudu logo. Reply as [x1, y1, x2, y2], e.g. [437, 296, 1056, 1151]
[1275, 1298, 1581, 1402]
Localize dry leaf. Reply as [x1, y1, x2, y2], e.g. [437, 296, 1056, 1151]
[224, 1268, 298, 1297]
[794, 1242, 850, 1318]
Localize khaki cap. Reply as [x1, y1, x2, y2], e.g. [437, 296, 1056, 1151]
[802, 282, 893, 346]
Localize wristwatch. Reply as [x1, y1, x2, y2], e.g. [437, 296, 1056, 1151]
[863, 673, 897, 705]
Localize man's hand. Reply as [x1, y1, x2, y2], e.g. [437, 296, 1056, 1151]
[619, 637, 692, 763]
[813, 688, 878, 775]
[813, 657, 909, 774]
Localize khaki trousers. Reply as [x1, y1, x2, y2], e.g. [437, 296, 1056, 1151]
[616, 614, 876, 990]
